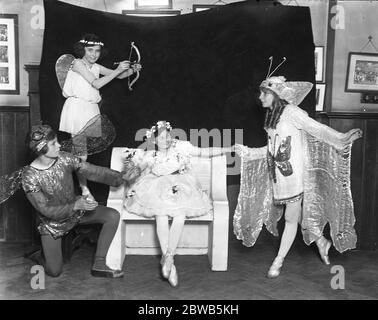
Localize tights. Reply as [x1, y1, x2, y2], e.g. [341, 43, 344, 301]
[155, 215, 186, 255]
[275, 198, 328, 264]
[277, 199, 302, 259]
[40, 205, 119, 277]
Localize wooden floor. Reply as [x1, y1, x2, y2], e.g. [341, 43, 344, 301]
[1, 229, 377, 300]
[1, 186, 377, 300]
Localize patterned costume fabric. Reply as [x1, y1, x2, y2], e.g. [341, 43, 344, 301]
[0, 116, 116, 206]
[124, 140, 213, 218]
[234, 105, 357, 253]
[22, 152, 124, 239]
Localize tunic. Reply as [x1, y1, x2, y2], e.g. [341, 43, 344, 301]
[59, 61, 101, 135]
[22, 152, 124, 239]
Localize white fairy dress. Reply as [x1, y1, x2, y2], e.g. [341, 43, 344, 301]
[59, 60, 101, 135]
[124, 140, 213, 218]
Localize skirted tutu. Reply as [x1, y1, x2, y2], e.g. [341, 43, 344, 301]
[124, 172, 213, 218]
[59, 97, 100, 135]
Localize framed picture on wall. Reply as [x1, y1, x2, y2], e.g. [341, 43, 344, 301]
[315, 83, 326, 111]
[314, 46, 324, 82]
[135, 0, 172, 10]
[0, 14, 19, 95]
[345, 52, 378, 92]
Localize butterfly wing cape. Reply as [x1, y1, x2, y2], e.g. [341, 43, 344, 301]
[0, 169, 24, 205]
[233, 132, 357, 253]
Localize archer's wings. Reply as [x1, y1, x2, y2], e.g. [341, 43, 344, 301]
[0, 168, 23, 205]
[55, 54, 75, 90]
[60, 114, 116, 157]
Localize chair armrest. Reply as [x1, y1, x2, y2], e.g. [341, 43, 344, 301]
[107, 147, 126, 203]
[211, 155, 228, 203]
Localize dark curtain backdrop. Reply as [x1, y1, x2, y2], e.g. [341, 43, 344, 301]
[40, 0, 316, 201]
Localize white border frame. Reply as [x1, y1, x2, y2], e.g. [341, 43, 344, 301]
[315, 83, 326, 111]
[0, 14, 19, 94]
[345, 52, 378, 93]
[315, 46, 324, 83]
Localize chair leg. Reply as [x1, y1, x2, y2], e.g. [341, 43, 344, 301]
[106, 220, 126, 270]
[209, 202, 229, 271]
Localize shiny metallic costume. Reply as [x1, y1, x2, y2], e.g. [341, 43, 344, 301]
[22, 152, 124, 239]
[234, 105, 357, 253]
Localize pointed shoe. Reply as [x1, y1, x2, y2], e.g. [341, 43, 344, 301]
[317, 237, 332, 265]
[267, 256, 284, 279]
[162, 253, 174, 279]
[168, 264, 178, 287]
[91, 266, 124, 278]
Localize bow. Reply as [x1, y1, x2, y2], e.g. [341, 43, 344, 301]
[128, 42, 141, 91]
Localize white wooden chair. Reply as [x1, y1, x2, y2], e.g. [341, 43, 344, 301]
[105, 147, 229, 271]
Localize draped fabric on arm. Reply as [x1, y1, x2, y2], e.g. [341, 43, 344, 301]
[286, 106, 357, 251]
[285, 105, 346, 150]
[233, 154, 283, 247]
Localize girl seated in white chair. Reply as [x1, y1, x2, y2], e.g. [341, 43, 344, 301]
[123, 121, 232, 287]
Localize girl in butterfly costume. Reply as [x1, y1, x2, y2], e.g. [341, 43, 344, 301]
[123, 121, 232, 287]
[234, 75, 362, 278]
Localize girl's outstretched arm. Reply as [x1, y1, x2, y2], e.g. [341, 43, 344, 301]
[234, 144, 267, 160]
[189, 146, 232, 158]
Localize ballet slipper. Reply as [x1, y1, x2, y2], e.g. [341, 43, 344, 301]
[168, 264, 178, 287]
[316, 236, 332, 265]
[267, 255, 284, 279]
[161, 251, 174, 279]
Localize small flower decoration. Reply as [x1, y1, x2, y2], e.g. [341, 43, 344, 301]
[124, 148, 136, 160]
[126, 189, 136, 198]
[124, 148, 145, 167]
[145, 121, 172, 139]
[172, 185, 179, 194]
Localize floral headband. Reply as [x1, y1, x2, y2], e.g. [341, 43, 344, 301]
[145, 121, 172, 139]
[79, 39, 104, 46]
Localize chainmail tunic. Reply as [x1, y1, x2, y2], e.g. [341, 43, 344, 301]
[22, 152, 124, 239]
